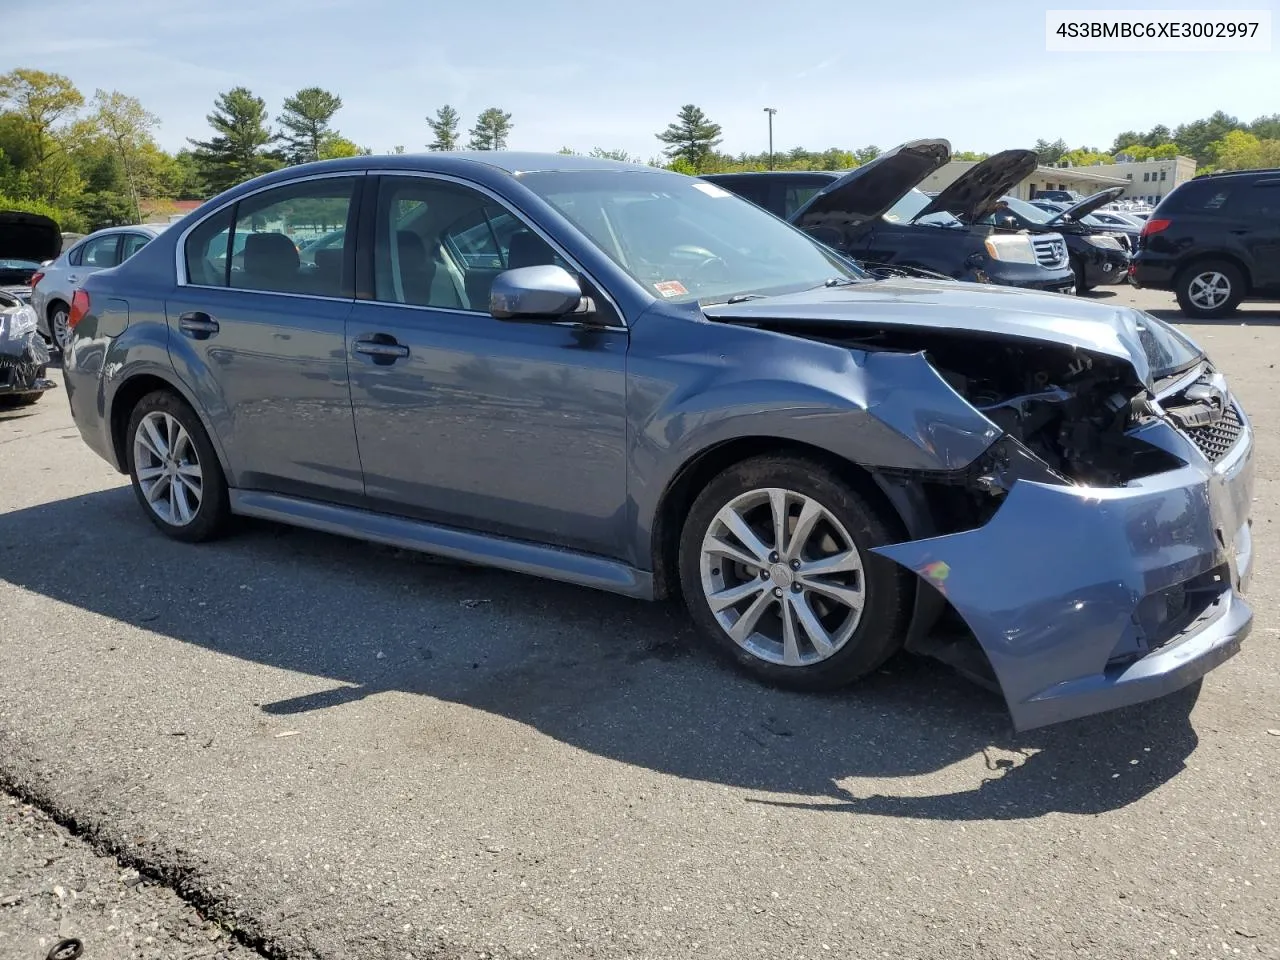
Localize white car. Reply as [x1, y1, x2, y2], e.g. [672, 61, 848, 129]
[31, 224, 166, 350]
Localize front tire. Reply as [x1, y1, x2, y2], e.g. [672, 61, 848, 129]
[1175, 260, 1244, 319]
[678, 455, 910, 690]
[125, 390, 230, 542]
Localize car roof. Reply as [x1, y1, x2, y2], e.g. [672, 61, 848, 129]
[1193, 167, 1280, 180]
[277, 151, 656, 177]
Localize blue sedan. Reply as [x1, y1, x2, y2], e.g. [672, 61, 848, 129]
[60, 148, 1255, 731]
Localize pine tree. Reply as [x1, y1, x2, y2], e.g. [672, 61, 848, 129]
[187, 87, 278, 193]
[426, 104, 461, 151]
[276, 87, 344, 165]
[656, 105, 722, 171]
[467, 108, 513, 150]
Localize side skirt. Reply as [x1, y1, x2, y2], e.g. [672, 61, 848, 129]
[228, 490, 654, 600]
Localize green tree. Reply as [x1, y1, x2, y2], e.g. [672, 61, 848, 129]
[426, 104, 462, 151]
[276, 87, 344, 165]
[467, 107, 512, 150]
[90, 89, 160, 222]
[656, 104, 722, 171]
[0, 68, 85, 205]
[187, 87, 278, 194]
[588, 147, 633, 162]
[1173, 111, 1239, 166]
[1033, 138, 1069, 164]
[317, 134, 367, 159]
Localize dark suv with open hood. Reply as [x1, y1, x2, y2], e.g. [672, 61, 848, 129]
[701, 140, 1076, 295]
[0, 210, 59, 405]
[984, 189, 1131, 292]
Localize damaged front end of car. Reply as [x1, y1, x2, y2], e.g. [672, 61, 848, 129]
[0, 289, 56, 402]
[713, 300, 1254, 731]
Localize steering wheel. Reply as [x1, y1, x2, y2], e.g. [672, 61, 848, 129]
[689, 253, 731, 286]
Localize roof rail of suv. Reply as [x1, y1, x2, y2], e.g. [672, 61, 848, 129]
[1193, 167, 1280, 180]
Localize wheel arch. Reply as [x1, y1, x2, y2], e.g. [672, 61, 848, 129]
[648, 436, 912, 601]
[1174, 250, 1253, 294]
[108, 370, 232, 479]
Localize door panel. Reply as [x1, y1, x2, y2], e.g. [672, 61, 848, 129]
[1243, 182, 1280, 291]
[167, 175, 364, 502]
[346, 174, 629, 557]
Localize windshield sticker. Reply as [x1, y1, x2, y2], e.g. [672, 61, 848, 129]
[692, 182, 731, 198]
[654, 280, 688, 298]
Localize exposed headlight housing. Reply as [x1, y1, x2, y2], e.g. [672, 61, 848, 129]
[1084, 234, 1124, 250]
[983, 234, 1038, 264]
[0, 305, 37, 340]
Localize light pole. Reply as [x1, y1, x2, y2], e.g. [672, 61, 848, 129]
[763, 107, 777, 170]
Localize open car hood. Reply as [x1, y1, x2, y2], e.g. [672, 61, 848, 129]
[912, 149, 1038, 223]
[702, 277, 1203, 389]
[1048, 187, 1127, 224]
[789, 139, 951, 231]
[0, 210, 61, 262]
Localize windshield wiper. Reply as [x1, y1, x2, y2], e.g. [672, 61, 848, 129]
[823, 276, 858, 287]
[725, 293, 768, 304]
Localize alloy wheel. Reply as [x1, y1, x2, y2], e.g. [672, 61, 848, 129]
[698, 487, 865, 667]
[50, 307, 69, 350]
[132, 411, 203, 527]
[1188, 271, 1231, 310]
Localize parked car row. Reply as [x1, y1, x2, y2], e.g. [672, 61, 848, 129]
[701, 140, 1131, 299]
[54, 148, 1255, 732]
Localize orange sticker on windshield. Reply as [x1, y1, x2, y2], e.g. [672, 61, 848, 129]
[654, 280, 688, 298]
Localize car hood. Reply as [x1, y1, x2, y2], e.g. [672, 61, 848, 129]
[1047, 187, 1127, 224]
[912, 149, 1038, 223]
[0, 210, 61, 262]
[790, 139, 951, 230]
[702, 278, 1203, 388]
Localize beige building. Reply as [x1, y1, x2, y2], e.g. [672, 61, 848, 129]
[919, 155, 1197, 205]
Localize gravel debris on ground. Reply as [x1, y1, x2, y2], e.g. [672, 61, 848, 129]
[0, 790, 258, 960]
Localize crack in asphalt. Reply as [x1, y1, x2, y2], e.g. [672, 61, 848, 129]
[0, 770, 279, 960]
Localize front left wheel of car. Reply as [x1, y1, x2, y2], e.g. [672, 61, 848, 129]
[125, 390, 230, 543]
[678, 455, 911, 690]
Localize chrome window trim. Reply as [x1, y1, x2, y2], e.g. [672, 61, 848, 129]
[347, 296, 627, 333]
[174, 170, 366, 288]
[360, 169, 628, 328]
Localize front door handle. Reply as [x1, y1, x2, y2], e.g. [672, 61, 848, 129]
[179, 312, 220, 339]
[353, 335, 410, 364]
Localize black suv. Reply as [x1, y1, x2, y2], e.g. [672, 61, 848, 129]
[701, 139, 1076, 295]
[984, 189, 1131, 292]
[1131, 168, 1280, 318]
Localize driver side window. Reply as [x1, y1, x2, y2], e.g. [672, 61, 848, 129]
[372, 177, 571, 313]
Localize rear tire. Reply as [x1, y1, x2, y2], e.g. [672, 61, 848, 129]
[678, 455, 910, 691]
[47, 301, 70, 351]
[125, 390, 230, 543]
[1175, 259, 1244, 319]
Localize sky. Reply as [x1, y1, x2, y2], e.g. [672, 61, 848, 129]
[7, 0, 1280, 160]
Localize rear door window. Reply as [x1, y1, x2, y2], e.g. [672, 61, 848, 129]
[80, 234, 121, 268]
[121, 233, 152, 260]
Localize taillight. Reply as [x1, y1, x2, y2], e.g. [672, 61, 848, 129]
[1140, 218, 1172, 239]
[69, 289, 90, 330]
[29, 271, 44, 288]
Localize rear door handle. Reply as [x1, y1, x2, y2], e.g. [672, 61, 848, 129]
[353, 335, 410, 363]
[67, 274, 80, 284]
[179, 312, 219, 339]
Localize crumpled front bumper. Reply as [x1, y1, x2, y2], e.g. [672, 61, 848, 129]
[0, 329, 55, 396]
[876, 416, 1255, 731]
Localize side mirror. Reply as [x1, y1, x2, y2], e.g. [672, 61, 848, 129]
[489, 265, 586, 321]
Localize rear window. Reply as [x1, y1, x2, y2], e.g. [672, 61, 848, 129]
[1159, 181, 1234, 214]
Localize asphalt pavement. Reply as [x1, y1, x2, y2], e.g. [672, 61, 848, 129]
[1, 284, 1278, 960]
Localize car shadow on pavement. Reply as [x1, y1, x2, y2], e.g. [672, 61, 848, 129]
[0, 488, 1203, 822]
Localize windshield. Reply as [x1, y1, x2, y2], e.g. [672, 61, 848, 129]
[0, 259, 41, 270]
[984, 196, 1057, 225]
[883, 189, 962, 228]
[518, 170, 865, 304]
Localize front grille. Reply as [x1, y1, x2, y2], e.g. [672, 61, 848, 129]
[1182, 403, 1244, 462]
[1032, 236, 1067, 269]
